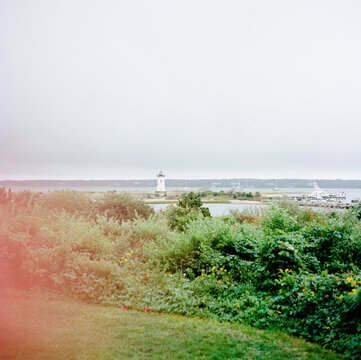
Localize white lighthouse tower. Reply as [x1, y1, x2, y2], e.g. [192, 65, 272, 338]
[156, 170, 166, 194]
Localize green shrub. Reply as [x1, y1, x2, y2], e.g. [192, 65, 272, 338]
[96, 192, 154, 222]
[10, 190, 40, 213]
[166, 192, 210, 231]
[39, 190, 93, 217]
[253, 233, 310, 290]
[146, 217, 261, 282]
[351, 203, 361, 220]
[95, 215, 123, 239]
[114, 215, 169, 257]
[261, 205, 300, 234]
[301, 215, 359, 273]
[0, 229, 33, 288]
[274, 271, 361, 357]
[166, 206, 204, 232]
[2, 191, 361, 358]
[39, 212, 113, 260]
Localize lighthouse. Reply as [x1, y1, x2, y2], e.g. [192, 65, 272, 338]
[156, 171, 166, 194]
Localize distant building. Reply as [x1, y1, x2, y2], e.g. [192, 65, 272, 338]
[156, 171, 166, 194]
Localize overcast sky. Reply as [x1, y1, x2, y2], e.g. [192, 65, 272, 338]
[1, 0, 361, 180]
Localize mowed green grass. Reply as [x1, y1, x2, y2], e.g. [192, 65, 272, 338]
[0, 290, 343, 360]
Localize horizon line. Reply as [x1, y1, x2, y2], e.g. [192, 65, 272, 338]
[1, 178, 361, 182]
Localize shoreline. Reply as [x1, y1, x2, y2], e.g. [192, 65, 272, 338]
[145, 199, 265, 205]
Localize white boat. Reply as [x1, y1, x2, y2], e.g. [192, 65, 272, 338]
[308, 182, 330, 200]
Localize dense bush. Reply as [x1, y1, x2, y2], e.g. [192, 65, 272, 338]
[95, 192, 154, 222]
[261, 205, 300, 234]
[274, 271, 361, 357]
[0, 187, 12, 205]
[39, 190, 93, 216]
[1, 192, 361, 358]
[301, 215, 360, 273]
[351, 202, 361, 220]
[166, 192, 210, 231]
[0, 190, 155, 294]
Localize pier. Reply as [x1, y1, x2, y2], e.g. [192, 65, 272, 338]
[297, 200, 353, 210]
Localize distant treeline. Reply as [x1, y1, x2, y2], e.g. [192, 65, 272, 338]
[1, 179, 361, 189]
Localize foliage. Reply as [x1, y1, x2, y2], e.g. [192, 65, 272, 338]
[1, 190, 361, 358]
[274, 271, 361, 357]
[227, 209, 256, 224]
[39, 190, 93, 216]
[199, 190, 262, 200]
[10, 190, 40, 212]
[0, 187, 12, 205]
[166, 192, 210, 231]
[351, 202, 361, 220]
[300, 215, 360, 273]
[177, 191, 204, 210]
[95, 192, 154, 222]
[261, 204, 300, 234]
[114, 215, 170, 257]
[254, 233, 308, 290]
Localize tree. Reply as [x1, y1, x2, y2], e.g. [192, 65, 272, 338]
[166, 192, 210, 231]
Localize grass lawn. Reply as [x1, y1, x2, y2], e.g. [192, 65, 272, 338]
[0, 289, 343, 360]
